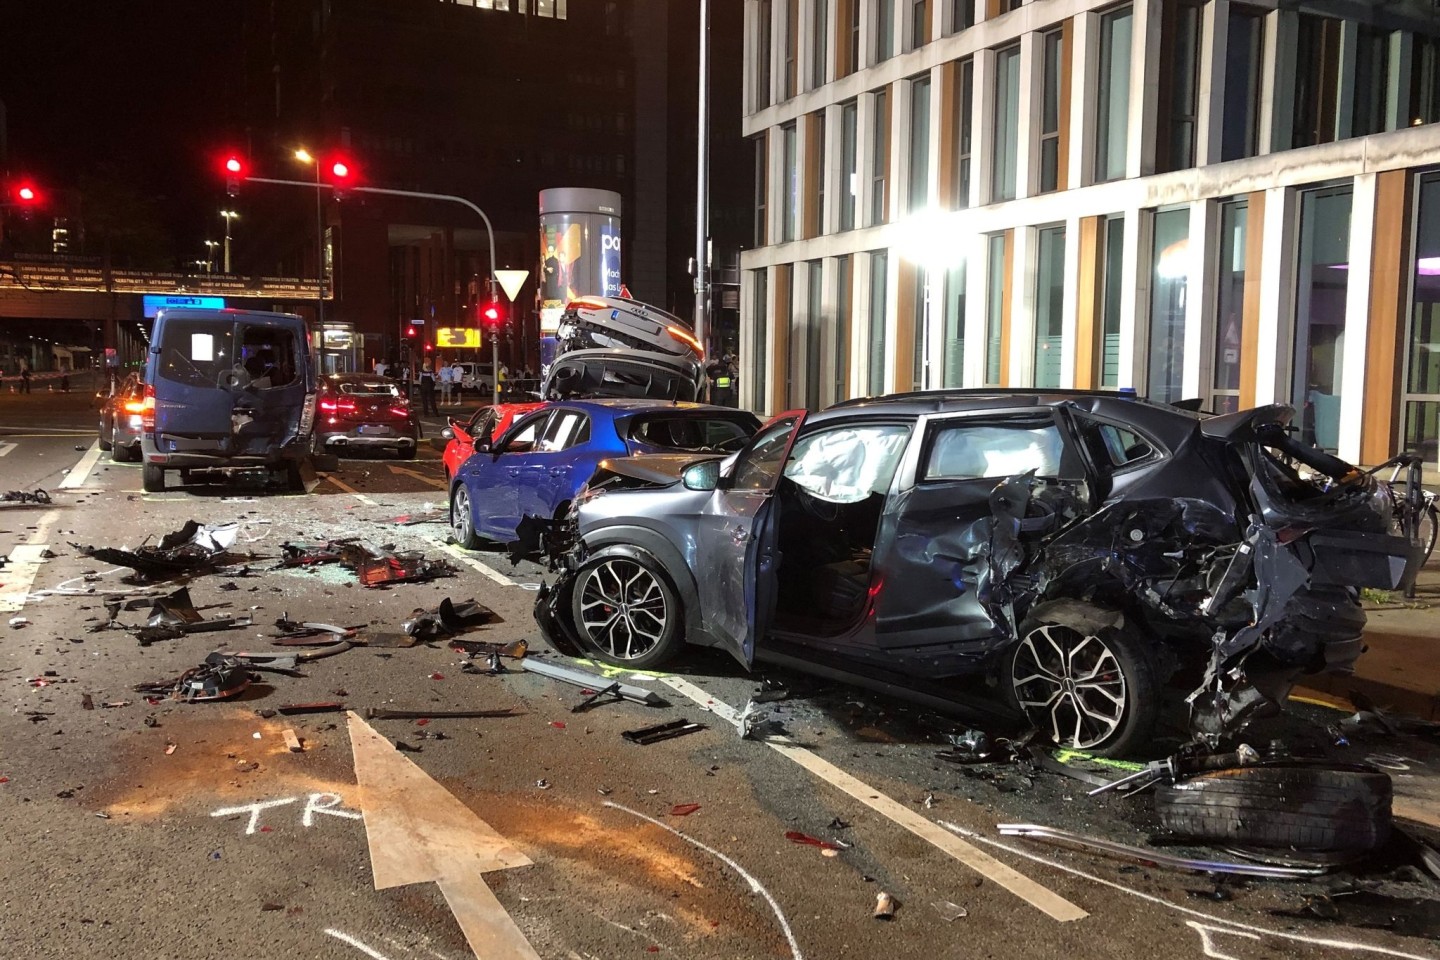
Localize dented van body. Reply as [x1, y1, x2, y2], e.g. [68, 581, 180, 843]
[536, 391, 1418, 755]
[140, 308, 316, 493]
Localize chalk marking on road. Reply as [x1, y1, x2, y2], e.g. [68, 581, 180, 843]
[659, 680, 1085, 922]
[209, 793, 363, 834]
[1186, 922, 1261, 960]
[0, 442, 15, 457]
[211, 798, 300, 834]
[59, 440, 103, 488]
[941, 822, 1436, 960]
[387, 463, 447, 489]
[604, 801, 804, 960]
[325, 929, 396, 960]
[422, 535, 518, 586]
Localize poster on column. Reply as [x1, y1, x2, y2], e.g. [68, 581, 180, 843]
[538, 187, 622, 335]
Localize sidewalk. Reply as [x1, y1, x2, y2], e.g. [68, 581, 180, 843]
[1296, 559, 1440, 719]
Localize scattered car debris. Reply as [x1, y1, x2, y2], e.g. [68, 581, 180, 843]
[450, 637, 527, 659]
[229, 641, 353, 666]
[402, 597, 498, 640]
[994, 823, 1331, 879]
[1, 489, 51, 505]
[277, 702, 346, 715]
[279, 539, 458, 587]
[522, 658, 667, 707]
[134, 653, 254, 702]
[8, 616, 29, 628]
[670, 803, 701, 817]
[273, 616, 359, 640]
[363, 707, 521, 721]
[75, 521, 243, 581]
[873, 892, 898, 920]
[81, 694, 94, 711]
[622, 718, 704, 744]
[932, 901, 967, 922]
[1088, 744, 1262, 796]
[282, 729, 303, 752]
[570, 682, 623, 712]
[785, 831, 843, 851]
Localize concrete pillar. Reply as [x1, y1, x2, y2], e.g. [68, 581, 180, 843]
[1119, 209, 1143, 391]
[1068, 12, 1098, 189]
[1339, 173, 1377, 463]
[1196, 0, 1229, 166]
[1183, 199, 1217, 400]
[1128, 0, 1162, 178]
[1388, 31, 1414, 132]
[1255, 186, 1296, 404]
[1016, 31, 1039, 199]
[1262, 10, 1296, 155]
[1008, 224, 1035, 387]
[1335, 20, 1359, 142]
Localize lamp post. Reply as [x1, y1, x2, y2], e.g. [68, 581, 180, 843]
[203, 240, 219, 274]
[294, 149, 326, 326]
[220, 209, 239, 274]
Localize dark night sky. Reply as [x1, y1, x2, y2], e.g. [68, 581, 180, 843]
[0, 1, 245, 265]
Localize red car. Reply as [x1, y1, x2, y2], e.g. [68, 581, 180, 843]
[315, 374, 421, 458]
[442, 401, 544, 480]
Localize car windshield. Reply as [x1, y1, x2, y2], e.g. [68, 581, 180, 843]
[629, 415, 753, 452]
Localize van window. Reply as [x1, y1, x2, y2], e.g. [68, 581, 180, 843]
[237, 325, 300, 389]
[158, 320, 235, 388]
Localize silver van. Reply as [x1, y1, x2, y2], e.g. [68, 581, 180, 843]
[140, 308, 317, 492]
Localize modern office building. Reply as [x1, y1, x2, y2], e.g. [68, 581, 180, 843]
[740, 0, 1440, 464]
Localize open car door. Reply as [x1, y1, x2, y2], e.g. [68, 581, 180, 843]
[693, 411, 806, 668]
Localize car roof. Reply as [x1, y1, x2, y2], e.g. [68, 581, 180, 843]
[154, 307, 304, 323]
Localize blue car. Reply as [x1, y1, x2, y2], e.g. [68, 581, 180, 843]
[449, 399, 760, 550]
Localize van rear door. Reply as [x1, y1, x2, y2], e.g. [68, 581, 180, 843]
[153, 317, 239, 441]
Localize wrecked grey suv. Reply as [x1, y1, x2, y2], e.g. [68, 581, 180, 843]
[536, 391, 1417, 756]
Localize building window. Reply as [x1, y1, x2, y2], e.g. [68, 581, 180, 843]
[752, 268, 770, 406]
[953, 58, 973, 209]
[847, 0, 861, 76]
[1352, 25, 1390, 138]
[908, 75, 931, 213]
[997, 0, 1023, 11]
[947, 0, 974, 35]
[756, 0, 773, 111]
[1411, 36, 1440, 127]
[1038, 29, 1063, 194]
[874, 0, 895, 63]
[813, 112, 827, 236]
[781, 122, 798, 242]
[1212, 200, 1248, 414]
[1148, 208, 1190, 404]
[992, 44, 1020, 202]
[806, 261, 824, 409]
[1098, 215, 1124, 387]
[811, 0, 829, 89]
[1096, 5, 1132, 183]
[942, 261, 965, 385]
[1221, 6, 1264, 161]
[1405, 173, 1440, 456]
[1293, 185, 1352, 452]
[1034, 225, 1065, 388]
[834, 255, 852, 402]
[754, 136, 768, 246]
[532, 0, 565, 17]
[780, 264, 796, 405]
[907, 0, 927, 52]
[870, 88, 890, 225]
[1293, 15, 1341, 149]
[1156, 1, 1200, 173]
[782, 0, 798, 99]
[911, 267, 926, 389]
[985, 233, 1005, 385]
[840, 100, 859, 230]
[868, 250, 889, 394]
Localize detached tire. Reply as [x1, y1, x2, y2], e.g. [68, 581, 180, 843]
[1155, 763, 1392, 852]
[141, 463, 165, 492]
[1004, 604, 1160, 757]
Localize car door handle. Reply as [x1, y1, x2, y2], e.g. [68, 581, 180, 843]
[548, 468, 567, 477]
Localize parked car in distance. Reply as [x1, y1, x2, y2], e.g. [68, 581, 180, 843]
[314, 374, 421, 458]
[454, 362, 495, 396]
[141, 308, 316, 493]
[98, 372, 145, 462]
[449, 399, 758, 552]
[535, 390, 1417, 756]
[441, 401, 544, 481]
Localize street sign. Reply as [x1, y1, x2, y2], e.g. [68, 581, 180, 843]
[437, 327, 481, 348]
[495, 269, 529, 302]
[142, 294, 225, 318]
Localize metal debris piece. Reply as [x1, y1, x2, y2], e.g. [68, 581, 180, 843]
[622, 718, 705, 745]
[228, 641, 352, 665]
[751, 678, 790, 704]
[1088, 744, 1261, 796]
[571, 682, 622, 712]
[873, 892, 897, 920]
[932, 900, 967, 922]
[74, 521, 241, 581]
[363, 707, 520, 721]
[133, 652, 254, 702]
[1, 489, 51, 505]
[995, 823, 1330, 879]
[522, 658, 667, 707]
[277, 702, 346, 715]
[449, 637, 528, 659]
[402, 597, 499, 639]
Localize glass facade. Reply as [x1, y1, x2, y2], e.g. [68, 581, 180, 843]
[871, 88, 889, 225]
[753, 136, 768, 246]
[1099, 215, 1123, 387]
[908, 76, 931, 213]
[1147, 208, 1190, 404]
[985, 233, 1005, 385]
[781, 122, 798, 242]
[1039, 30, 1063, 194]
[779, 264, 795, 406]
[1034, 226, 1065, 388]
[840, 100, 858, 230]
[1158, 1, 1200, 173]
[953, 58, 973, 209]
[868, 250, 889, 394]
[992, 45, 1020, 202]
[806, 261, 824, 410]
[875, 0, 895, 63]
[811, 0, 829, 89]
[1292, 186, 1352, 452]
[1221, 7, 1264, 162]
[943, 261, 965, 386]
[1096, 6, 1132, 183]
[756, 0, 772, 111]
[752, 268, 769, 406]
[834, 255, 851, 402]
[1405, 173, 1440, 458]
[1211, 200, 1248, 414]
[911, 266, 926, 390]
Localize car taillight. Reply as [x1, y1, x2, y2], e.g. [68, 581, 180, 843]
[141, 384, 155, 431]
[568, 296, 608, 311]
[391, 405, 411, 417]
[299, 393, 317, 437]
[666, 324, 704, 357]
[123, 400, 146, 415]
[320, 399, 357, 414]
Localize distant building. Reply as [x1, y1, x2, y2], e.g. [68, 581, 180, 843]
[741, 0, 1440, 465]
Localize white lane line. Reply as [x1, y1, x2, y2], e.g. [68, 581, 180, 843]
[325, 929, 395, 960]
[660, 681, 1085, 922]
[941, 823, 1435, 960]
[422, 536, 518, 587]
[0, 509, 60, 613]
[0, 442, 16, 457]
[604, 802, 805, 960]
[59, 440, 103, 488]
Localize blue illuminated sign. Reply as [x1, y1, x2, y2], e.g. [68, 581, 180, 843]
[143, 295, 226, 318]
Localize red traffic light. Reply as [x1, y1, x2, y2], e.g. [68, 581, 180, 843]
[481, 303, 503, 328]
[406, 325, 417, 338]
[222, 155, 246, 196]
[224, 157, 244, 174]
[331, 161, 350, 179]
[16, 185, 36, 202]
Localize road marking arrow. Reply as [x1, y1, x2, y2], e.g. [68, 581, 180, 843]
[0, 442, 16, 458]
[346, 712, 540, 959]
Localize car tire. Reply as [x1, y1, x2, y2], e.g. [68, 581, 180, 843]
[142, 463, 165, 493]
[400, 444, 417, 460]
[1003, 607, 1160, 757]
[112, 436, 137, 463]
[98, 419, 113, 452]
[568, 552, 684, 670]
[450, 483, 481, 549]
[1154, 763, 1392, 852]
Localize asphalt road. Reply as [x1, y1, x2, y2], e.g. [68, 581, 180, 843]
[1, 388, 1438, 960]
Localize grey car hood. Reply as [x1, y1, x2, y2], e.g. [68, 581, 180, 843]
[591, 451, 731, 488]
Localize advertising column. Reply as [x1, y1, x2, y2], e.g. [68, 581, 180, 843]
[538, 187, 622, 370]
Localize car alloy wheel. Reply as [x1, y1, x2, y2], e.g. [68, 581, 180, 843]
[450, 485, 477, 548]
[574, 557, 671, 661]
[1010, 624, 1130, 751]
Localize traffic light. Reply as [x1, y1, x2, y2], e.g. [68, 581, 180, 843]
[481, 301, 503, 329]
[8, 181, 41, 220]
[328, 158, 355, 199]
[406, 325, 417, 338]
[223, 156, 245, 196]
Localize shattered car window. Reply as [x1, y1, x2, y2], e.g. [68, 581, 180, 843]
[236, 325, 300, 390]
[157, 319, 234, 388]
[923, 419, 1063, 480]
[1094, 423, 1155, 468]
[731, 417, 800, 490]
[783, 424, 911, 503]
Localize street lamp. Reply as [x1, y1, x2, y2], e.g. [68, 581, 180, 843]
[294, 148, 326, 326]
[220, 210, 239, 274]
[203, 240, 219, 274]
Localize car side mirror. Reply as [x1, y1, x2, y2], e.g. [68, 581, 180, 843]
[682, 460, 721, 492]
[477, 440, 491, 453]
[440, 426, 455, 441]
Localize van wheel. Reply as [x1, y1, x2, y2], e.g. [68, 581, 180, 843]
[142, 463, 165, 492]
